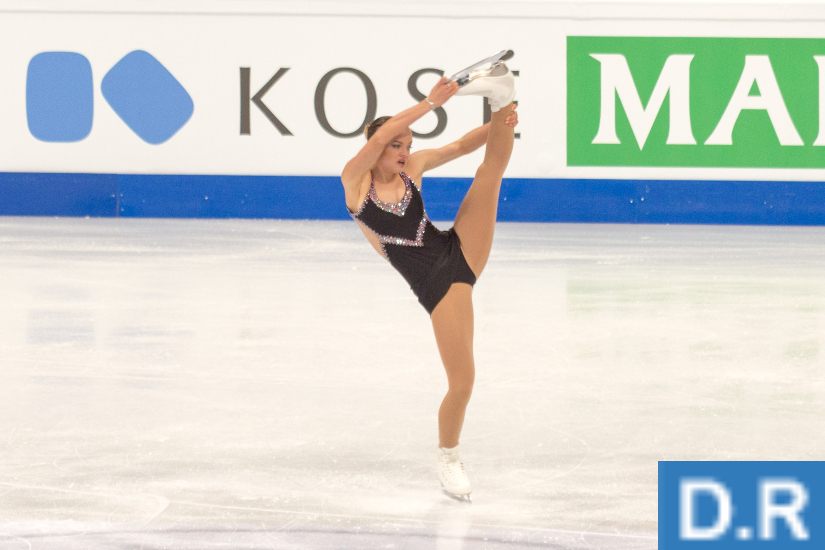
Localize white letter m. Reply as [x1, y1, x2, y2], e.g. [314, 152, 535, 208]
[590, 54, 695, 150]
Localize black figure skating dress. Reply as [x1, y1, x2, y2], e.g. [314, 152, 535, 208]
[350, 172, 476, 314]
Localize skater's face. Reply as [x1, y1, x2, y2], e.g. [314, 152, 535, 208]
[376, 129, 413, 173]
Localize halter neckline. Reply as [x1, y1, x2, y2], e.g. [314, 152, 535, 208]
[369, 173, 413, 216]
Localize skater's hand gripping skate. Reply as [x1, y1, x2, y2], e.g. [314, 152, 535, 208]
[426, 77, 458, 109]
[503, 104, 518, 128]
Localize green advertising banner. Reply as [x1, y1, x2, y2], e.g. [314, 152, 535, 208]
[568, 37, 825, 168]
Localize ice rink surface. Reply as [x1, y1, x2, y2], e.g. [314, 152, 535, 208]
[1, 217, 824, 549]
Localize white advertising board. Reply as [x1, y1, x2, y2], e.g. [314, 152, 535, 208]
[3, 1, 825, 182]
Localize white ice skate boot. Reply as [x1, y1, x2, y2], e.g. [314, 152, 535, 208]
[450, 50, 516, 112]
[437, 446, 473, 502]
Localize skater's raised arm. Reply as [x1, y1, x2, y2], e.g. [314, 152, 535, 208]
[409, 104, 518, 176]
[341, 77, 457, 209]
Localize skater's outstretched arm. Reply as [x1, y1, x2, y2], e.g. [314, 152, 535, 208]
[409, 124, 489, 176]
[341, 77, 457, 210]
[407, 105, 518, 179]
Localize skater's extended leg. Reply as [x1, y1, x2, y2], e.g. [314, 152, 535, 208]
[431, 283, 475, 449]
[453, 104, 515, 277]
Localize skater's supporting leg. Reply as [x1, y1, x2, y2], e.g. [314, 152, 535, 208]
[431, 283, 475, 449]
[453, 104, 516, 277]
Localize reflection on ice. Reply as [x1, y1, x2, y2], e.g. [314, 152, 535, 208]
[437, 504, 472, 549]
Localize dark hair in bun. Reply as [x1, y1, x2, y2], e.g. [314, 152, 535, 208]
[364, 116, 392, 140]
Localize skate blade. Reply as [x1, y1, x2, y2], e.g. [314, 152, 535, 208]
[442, 489, 472, 504]
[448, 50, 514, 84]
[453, 63, 511, 92]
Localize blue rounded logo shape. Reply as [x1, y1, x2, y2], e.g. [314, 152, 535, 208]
[26, 52, 94, 142]
[101, 50, 194, 145]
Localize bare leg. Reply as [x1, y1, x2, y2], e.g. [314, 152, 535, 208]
[453, 104, 515, 277]
[430, 106, 514, 447]
[430, 283, 475, 448]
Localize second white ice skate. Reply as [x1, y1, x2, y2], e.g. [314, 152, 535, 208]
[448, 50, 514, 86]
[450, 51, 516, 112]
[437, 446, 473, 503]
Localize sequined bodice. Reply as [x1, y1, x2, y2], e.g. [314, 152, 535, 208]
[351, 173, 429, 253]
[350, 172, 452, 289]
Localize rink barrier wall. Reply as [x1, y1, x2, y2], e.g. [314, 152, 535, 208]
[2, 172, 825, 225]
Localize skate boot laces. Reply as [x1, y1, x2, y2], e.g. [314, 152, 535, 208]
[442, 456, 469, 486]
[438, 447, 472, 495]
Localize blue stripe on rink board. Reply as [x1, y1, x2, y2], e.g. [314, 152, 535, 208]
[497, 178, 825, 225]
[2, 172, 825, 225]
[0, 172, 118, 217]
[118, 174, 351, 219]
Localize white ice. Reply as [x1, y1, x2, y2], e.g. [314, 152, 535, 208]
[1, 217, 824, 549]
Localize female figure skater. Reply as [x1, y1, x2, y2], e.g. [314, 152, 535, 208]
[341, 56, 517, 502]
